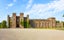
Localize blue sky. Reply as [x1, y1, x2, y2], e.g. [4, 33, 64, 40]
[0, 0, 64, 22]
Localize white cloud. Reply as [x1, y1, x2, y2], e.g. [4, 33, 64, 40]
[6, 0, 17, 9]
[8, 3, 14, 7]
[25, 0, 64, 20]
[6, 3, 14, 9]
[26, 0, 33, 9]
[13, 0, 17, 2]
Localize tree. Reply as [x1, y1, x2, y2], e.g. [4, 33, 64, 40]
[24, 21, 27, 28]
[56, 21, 59, 23]
[24, 21, 31, 28]
[1, 20, 7, 28]
[20, 19, 31, 28]
[26, 22, 31, 28]
[0, 23, 2, 28]
[63, 14, 64, 17]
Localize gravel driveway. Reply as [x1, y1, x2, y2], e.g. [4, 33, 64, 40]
[0, 29, 64, 40]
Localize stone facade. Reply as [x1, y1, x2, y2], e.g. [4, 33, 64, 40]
[8, 13, 64, 28]
[8, 13, 24, 28]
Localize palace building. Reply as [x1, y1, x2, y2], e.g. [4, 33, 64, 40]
[8, 13, 64, 28]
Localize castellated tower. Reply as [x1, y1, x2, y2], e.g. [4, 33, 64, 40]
[27, 15, 29, 27]
[20, 13, 24, 28]
[8, 15, 10, 28]
[8, 15, 13, 28]
[27, 15, 29, 23]
[12, 13, 16, 28]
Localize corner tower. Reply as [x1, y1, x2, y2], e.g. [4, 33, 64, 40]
[8, 15, 10, 28]
[20, 13, 24, 28]
[12, 13, 16, 28]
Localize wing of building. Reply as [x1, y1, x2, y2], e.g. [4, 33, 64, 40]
[7, 13, 64, 28]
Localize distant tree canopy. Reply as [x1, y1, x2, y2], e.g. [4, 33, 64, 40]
[0, 20, 8, 28]
[0, 23, 2, 28]
[63, 14, 64, 17]
[56, 21, 60, 23]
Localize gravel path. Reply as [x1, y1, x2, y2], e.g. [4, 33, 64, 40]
[0, 29, 64, 40]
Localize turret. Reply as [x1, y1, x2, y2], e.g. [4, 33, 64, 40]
[27, 15, 29, 23]
[20, 13, 24, 28]
[27, 14, 29, 27]
[8, 15, 10, 28]
[12, 13, 16, 28]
